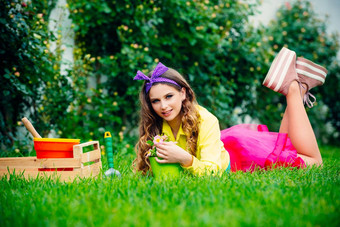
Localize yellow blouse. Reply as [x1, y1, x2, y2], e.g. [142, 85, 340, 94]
[162, 105, 230, 176]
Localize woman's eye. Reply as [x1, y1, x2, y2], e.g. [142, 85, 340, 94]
[166, 95, 173, 99]
[152, 100, 159, 104]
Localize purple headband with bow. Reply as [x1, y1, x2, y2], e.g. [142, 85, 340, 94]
[134, 62, 181, 93]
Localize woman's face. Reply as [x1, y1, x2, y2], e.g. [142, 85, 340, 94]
[149, 84, 186, 126]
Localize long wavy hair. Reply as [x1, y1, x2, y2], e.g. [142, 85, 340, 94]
[133, 67, 200, 175]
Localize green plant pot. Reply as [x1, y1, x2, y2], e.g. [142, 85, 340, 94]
[149, 157, 182, 179]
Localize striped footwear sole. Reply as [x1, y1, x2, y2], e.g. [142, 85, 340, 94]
[263, 47, 296, 94]
[296, 57, 327, 85]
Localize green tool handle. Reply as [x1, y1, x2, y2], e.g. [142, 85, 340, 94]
[104, 132, 114, 169]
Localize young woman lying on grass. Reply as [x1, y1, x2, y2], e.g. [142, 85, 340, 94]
[133, 47, 327, 176]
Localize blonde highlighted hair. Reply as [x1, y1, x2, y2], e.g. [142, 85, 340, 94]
[133, 67, 200, 175]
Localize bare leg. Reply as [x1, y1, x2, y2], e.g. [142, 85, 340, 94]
[279, 83, 306, 134]
[279, 109, 288, 134]
[285, 81, 322, 166]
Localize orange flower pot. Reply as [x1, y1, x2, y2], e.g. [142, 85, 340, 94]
[34, 138, 80, 171]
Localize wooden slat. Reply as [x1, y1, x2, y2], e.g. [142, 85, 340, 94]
[0, 168, 81, 175]
[81, 149, 101, 163]
[74, 141, 99, 150]
[36, 158, 81, 168]
[0, 168, 38, 173]
[0, 157, 37, 168]
[0, 157, 81, 169]
[73, 144, 82, 159]
[0, 169, 39, 175]
[0, 169, 81, 175]
[0, 169, 82, 182]
[80, 160, 102, 177]
[73, 141, 100, 160]
[34, 169, 81, 177]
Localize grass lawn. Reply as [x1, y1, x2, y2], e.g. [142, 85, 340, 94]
[0, 145, 339, 226]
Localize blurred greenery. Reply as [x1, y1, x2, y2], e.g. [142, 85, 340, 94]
[0, 0, 339, 155]
[0, 0, 73, 149]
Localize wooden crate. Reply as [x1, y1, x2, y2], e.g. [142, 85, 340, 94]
[0, 141, 102, 182]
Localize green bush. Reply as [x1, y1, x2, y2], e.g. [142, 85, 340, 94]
[65, 0, 265, 139]
[0, 0, 74, 153]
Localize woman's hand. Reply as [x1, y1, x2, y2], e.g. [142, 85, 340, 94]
[154, 141, 193, 167]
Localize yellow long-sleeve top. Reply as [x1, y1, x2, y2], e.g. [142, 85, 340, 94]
[162, 105, 230, 176]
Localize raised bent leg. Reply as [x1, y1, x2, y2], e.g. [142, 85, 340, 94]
[285, 81, 322, 166]
[279, 108, 288, 134]
[279, 85, 306, 134]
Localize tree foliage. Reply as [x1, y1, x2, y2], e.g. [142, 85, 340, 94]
[1, 0, 339, 154]
[0, 0, 74, 152]
[65, 0, 263, 139]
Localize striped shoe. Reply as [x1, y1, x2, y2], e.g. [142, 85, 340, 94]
[296, 57, 328, 89]
[296, 57, 328, 108]
[263, 47, 298, 96]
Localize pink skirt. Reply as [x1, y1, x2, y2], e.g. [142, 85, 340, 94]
[220, 124, 306, 172]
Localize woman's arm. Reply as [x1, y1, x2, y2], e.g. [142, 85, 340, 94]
[154, 141, 193, 166]
[182, 113, 227, 176]
[155, 108, 229, 176]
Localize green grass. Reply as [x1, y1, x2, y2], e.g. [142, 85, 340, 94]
[1, 146, 339, 226]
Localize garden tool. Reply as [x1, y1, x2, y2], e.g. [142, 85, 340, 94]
[21, 117, 42, 138]
[104, 131, 121, 177]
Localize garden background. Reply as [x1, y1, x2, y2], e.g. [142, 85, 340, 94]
[1, 0, 340, 154]
[0, 0, 339, 226]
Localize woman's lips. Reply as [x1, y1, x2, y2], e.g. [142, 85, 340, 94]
[162, 109, 172, 117]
